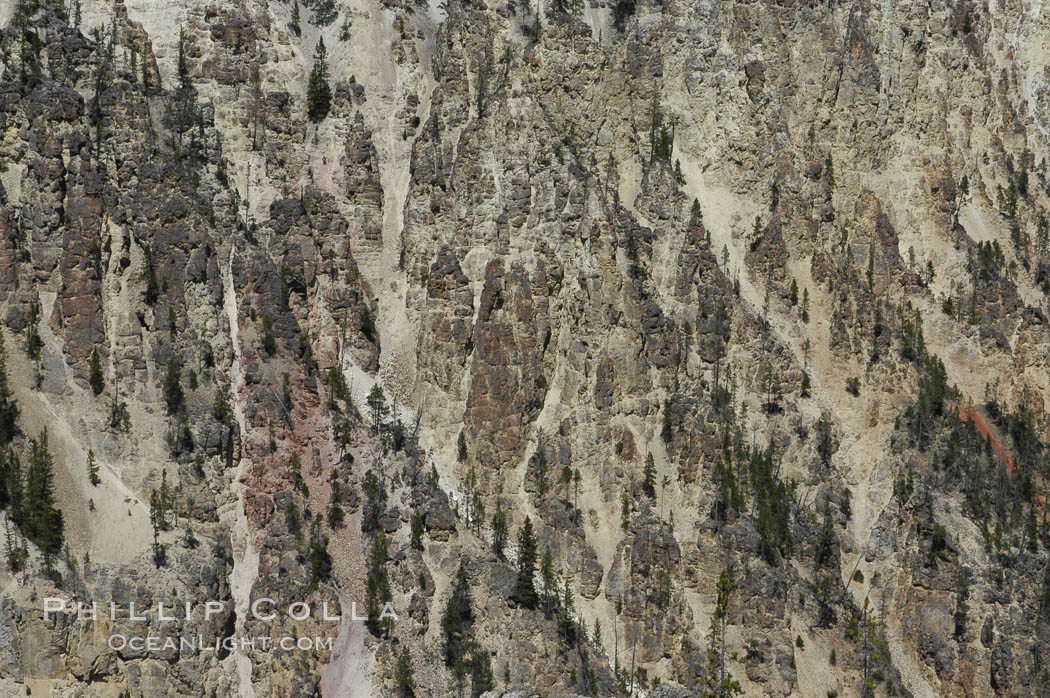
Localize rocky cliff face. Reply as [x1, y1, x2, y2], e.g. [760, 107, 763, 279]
[1, 0, 1050, 696]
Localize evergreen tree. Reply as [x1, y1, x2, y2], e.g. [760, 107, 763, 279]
[366, 384, 388, 431]
[0, 333, 18, 446]
[468, 643, 495, 698]
[470, 490, 485, 535]
[0, 450, 7, 514]
[312, 0, 338, 25]
[410, 511, 425, 551]
[13, 0, 44, 86]
[164, 27, 202, 160]
[394, 646, 416, 697]
[510, 516, 538, 608]
[261, 315, 277, 355]
[163, 357, 184, 415]
[535, 446, 549, 496]
[213, 379, 232, 424]
[442, 563, 475, 667]
[558, 576, 577, 643]
[142, 244, 160, 305]
[25, 301, 42, 361]
[361, 469, 385, 533]
[308, 518, 333, 588]
[458, 430, 468, 462]
[365, 533, 392, 637]
[24, 429, 63, 556]
[87, 449, 100, 486]
[289, 452, 308, 495]
[149, 487, 167, 567]
[307, 38, 332, 122]
[700, 568, 742, 697]
[89, 348, 104, 395]
[290, 0, 302, 35]
[5, 451, 23, 524]
[327, 471, 345, 528]
[572, 469, 581, 520]
[540, 547, 558, 619]
[642, 453, 656, 498]
[661, 398, 673, 443]
[5, 518, 28, 574]
[491, 499, 508, 560]
[814, 500, 836, 569]
[815, 412, 834, 467]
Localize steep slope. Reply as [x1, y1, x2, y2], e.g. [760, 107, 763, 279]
[1, 0, 1049, 697]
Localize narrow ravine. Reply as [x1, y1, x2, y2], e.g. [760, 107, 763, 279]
[222, 244, 260, 698]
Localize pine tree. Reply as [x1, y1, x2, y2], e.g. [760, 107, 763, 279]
[5, 518, 28, 574]
[458, 430, 468, 462]
[468, 643, 494, 697]
[149, 487, 167, 567]
[558, 576, 577, 643]
[535, 446, 549, 496]
[642, 453, 656, 498]
[88, 347, 105, 395]
[290, 0, 302, 35]
[661, 398, 673, 443]
[307, 38, 332, 122]
[572, 468, 581, 520]
[13, 0, 44, 86]
[24, 429, 63, 556]
[361, 469, 385, 533]
[700, 568, 742, 697]
[327, 470, 345, 528]
[442, 563, 475, 667]
[394, 646, 416, 697]
[163, 357, 184, 415]
[213, 379, 232, 424]
[540, 547, 559, 619]
[0, 333, 18, 446]
[164, 27, 201, 160]
[87, 448, 100, 486]
[0, 450, 7, 513]
[471, 490, 484, 535]
[6, 451, 23, 524]
[410, 511, 425, 550]
[510, 516, 538, 608]
[365, 533, 391, 637]
[142, 244, 160, 305]
[491, 499, 508, 560]
[261, 315, 277, 355]
[308, 518, 333, 588]
[366, 384, 388, 431]
[25, 301, 42, 361]
[312, 0, 338, 25]
[816, 412, 834, 467]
